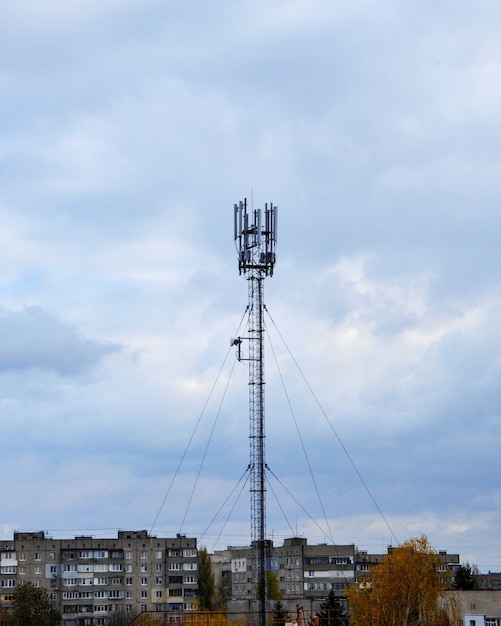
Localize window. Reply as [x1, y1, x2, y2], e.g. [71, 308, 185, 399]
[156, 590, 162, 598]
[95, 551, 108, 559]
[183, 549, 197, 558]
[0, 580, 16, 588]
[19, 553, 26, 561]
[94, 591, 107, 599]
[183, 576, 195, 584]
[109, 590, 124, 599]
[126, 605, 133, 612]
[50, 553, 57, 561]
[156, 550, 162, 558]
[183, 562, 197, 571]
[64, 564, 77, 572]
[1, 566, 16, 574]
[141, 551, 147, 559]
[141, 564, 148, 572]
[156, 577, 162, 585]
[79, 564, 93, 573]
[126, 578, 133, 586]
[94, 564, 107, 572]
[19, 566, 25, 575]
[34, 566, 41, 575]
[141, 577, 148, 586]
[169, 563, 181, 571]
[126, 591, 132, 599]
[126, 551, 132, 559]
[63, 591, 79, 599]
[156, 564, 163, 572]
[35, 553, 41, 561]
[141, 591, 147, 598]
[95, 578, 108, 586]
[79, 551, 91, 559]
[34, 580, 41, 588]
[141, 605, 147, 612]
[110, 564, 122, 571]
[169, 589, 183, 597]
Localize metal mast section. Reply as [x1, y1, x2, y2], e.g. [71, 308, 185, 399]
[234, 198, 277, 625]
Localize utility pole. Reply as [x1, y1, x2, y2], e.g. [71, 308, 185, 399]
[234, 198, 277, 626]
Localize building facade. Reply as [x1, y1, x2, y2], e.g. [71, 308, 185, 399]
[213, 537, 460, 615]
[454, 589, 501, 625]
[0, 530, 198, 625]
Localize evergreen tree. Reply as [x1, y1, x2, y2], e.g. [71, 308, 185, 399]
[272, 600, 291, 626]
[452, 562, 477, 590]
[313, 589, 348, 626]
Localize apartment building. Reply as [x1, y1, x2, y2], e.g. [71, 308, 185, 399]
[213, 537, 460, 614]
[0, 530, 198, 625]
[216, 538, 370, 604]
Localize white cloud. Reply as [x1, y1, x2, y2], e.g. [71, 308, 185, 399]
[0, 306, 118, 376]
[0, 0, 501, 573]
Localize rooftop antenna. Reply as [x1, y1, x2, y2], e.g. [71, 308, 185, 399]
[233, 198, 277, 626]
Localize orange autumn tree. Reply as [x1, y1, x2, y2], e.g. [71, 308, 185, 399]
[347, 535, 460, 626]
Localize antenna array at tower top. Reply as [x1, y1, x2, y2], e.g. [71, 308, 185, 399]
[234, 198, 277, 277]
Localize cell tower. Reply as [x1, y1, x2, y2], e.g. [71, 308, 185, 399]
[233, 198, 277, 626]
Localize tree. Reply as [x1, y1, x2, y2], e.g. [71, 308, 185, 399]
[215, 573, 232, 611]
[272, 600, 291, 626]
[198, 546, 216, 610]
[266, 571, 283, 600]
[312, 589, 348, 626]
[256, 571, 283, 600]
[9, 582, 61, 626]
[452, 562, 478, 590]
[347, 536, 460, 626]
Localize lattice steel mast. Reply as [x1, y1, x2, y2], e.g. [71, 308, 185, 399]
[234, 198, 277, 626]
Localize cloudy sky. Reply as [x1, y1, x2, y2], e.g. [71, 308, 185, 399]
[1, 0, 501, 572]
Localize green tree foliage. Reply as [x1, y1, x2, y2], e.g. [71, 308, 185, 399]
[452, 562, 478, 590]
[198, 547, 216, 610]
[256, 571, 283, 600]
[312, 589, 348, 626]
[9, 582, 61, 626]
[347, 536, 460, 626]
[272, 600, 291, 626]
[266, 571, 283, 600]
[215, 573, 232, 611]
